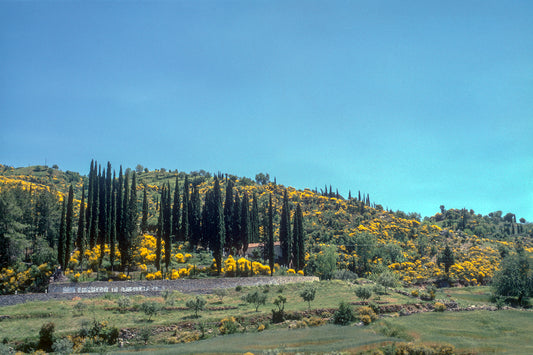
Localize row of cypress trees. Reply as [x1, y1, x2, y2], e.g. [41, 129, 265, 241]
[59, 161, 306, 275]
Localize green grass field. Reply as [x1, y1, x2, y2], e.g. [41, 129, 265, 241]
[1, 282, 532, 354]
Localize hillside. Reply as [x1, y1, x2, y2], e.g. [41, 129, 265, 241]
[1, 162, 532, 293]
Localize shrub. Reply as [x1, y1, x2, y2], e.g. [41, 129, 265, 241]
[52, 337, 73, 355]
[38, 322, 55, 352]
[186, 296, 206, 318]
[243, 290, 267, 312]
[116, 295, 132, 313]
[333, 269, 358, 281]
[411, 289, 419, 297]
[358, 306, 378, 324]
[162, 290, 176, 306]
[140, 301, 162, 321]
[213, 288, 227, 302]
[219, 317, 240, 335]
[235, 285, 243, 292]
[434, 302, 446, 312]
[138, 327, 151, 345]
[299, 285, 317, 310]
[271, 295, 287, 323]
[73, 301, 87, 316]
[354, 286, 372, 301]
[375, 269, 400, 288]
[333, 301, 355, 325]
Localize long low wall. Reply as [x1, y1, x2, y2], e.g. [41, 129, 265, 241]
[48, 276, 319, 295]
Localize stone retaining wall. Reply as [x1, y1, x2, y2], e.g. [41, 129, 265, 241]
[48, 276, 319, 295]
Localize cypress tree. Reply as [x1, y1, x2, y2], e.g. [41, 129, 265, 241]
[64, 185, 74, 269]
[120, 170, 129, 270]
[116, 167, 124, 269]
[279, 189, 291, 266]
[77, 185, 86, 270]
[58, 199, 66, 269]
[210, 177, 225, 275]
[251, 193, 260, 243]
[232, 191, 241, 253]
[172, 175, 180, 241]
[105, 162, 112, 242]
[223, 179, 234, 251]
[126, 171, 138, 272]
[294, 203, 305, 271]
[109, 174, 117, 270]
[89, 161, 99, 250]
[98, 165, 106, 251]
[201, 189, 213, 250]
[180, 175, 189, 242]
[141, 186, 148, 234]
[163, 183, 172, 272]
[86, 161, 94, 240]
[156, 193, 163, 271]
[240, 192, 250, 255]
[189, 184, 201, 249]
[267, 194, 274, 276]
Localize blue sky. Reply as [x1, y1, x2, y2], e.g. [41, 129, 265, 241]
[1, 1, 532, 220]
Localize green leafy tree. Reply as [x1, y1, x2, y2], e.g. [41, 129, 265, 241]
[492, 250, 532, 305]
[243, 290, 267, 311]
[315, 245, 337, 280]
[140, 301, 161, 321]
[186, 296, 206, 318]
[299, 285, 317, 309]
[354, 286, 373, 301]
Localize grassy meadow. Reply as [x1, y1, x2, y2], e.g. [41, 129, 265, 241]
[1, 280, 532, 354]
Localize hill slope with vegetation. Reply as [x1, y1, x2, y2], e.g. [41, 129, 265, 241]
[1, 162, 532, 298]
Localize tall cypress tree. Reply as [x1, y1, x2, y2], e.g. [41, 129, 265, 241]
[105, 162, 112, 243]
[109, 173, 117, 271]
[126, 171, 138, 272]
[156, 192, 163, 271]
[58, 199, 66, 269]
[77, 185, 86, 270]
[180, 175, 189, 242]
[141, 186, 148, 234]
[292, 203, 305, 271]
[98, 165, 107, 253]
[120, 170, 129, 270]
[210, 177, 225, 275]
[189, 184, 201, 249]
[201, 189, 213, 250]
[163, 183, 172, 272]
[172, 175, 180, 241]
[116, 167, 124, 269]
[223, 179, 234, 251]
[89, 161, 99, 250]
[64, 185, 74, 269]
[240, 192, 250, 255]
[267, 194, 274, 276]
[86, 161, 94, 241]
[232, 191, 241, 253]
[279, 189, 291, 266]
[250, 193, 260, 243]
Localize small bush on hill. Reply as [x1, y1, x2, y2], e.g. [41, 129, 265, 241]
[333, 301, 355, 325]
